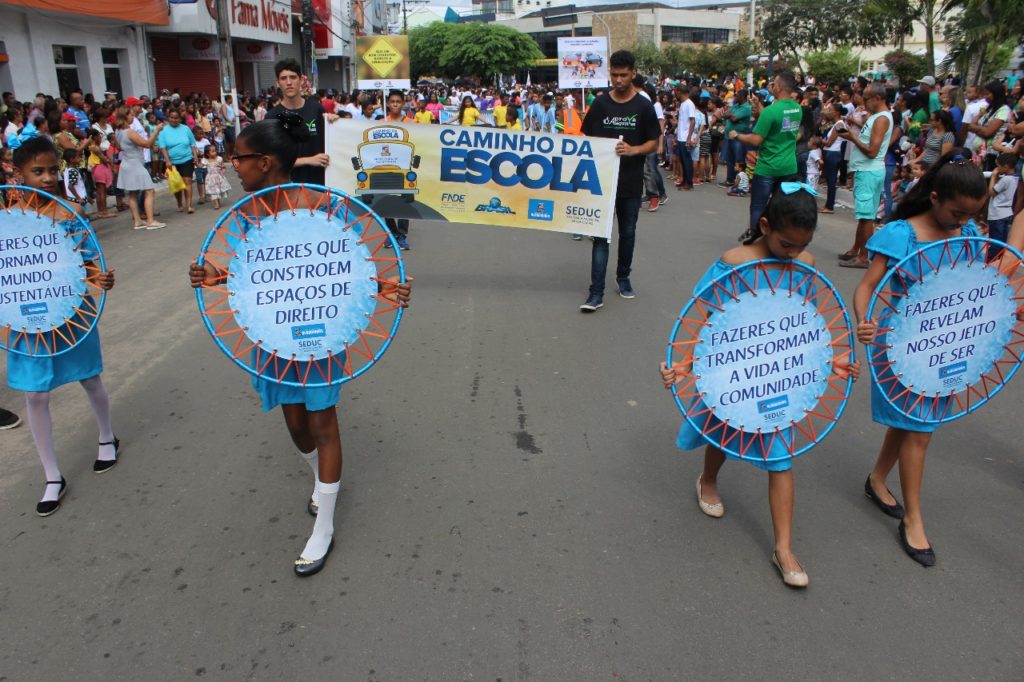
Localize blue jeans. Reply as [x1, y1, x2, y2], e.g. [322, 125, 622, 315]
[988, 217, 1012, 243]
[590, 195, 642, 296]
[676, 142, 694, 187]
[796, 150, 809, 184]
[724, 138, 744, 183]
[883, 163, 897, 221]
[749, 174, 790, 232]
[823, 150, 842, 210]
[644, 152, 666, 199]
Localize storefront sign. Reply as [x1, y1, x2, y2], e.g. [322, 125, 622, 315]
[179, 36, 220, 61]
[235, 42, 277, 62]
[229, 0, 292, 44]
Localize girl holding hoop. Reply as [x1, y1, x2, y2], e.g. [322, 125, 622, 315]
[188, 114, 411, 577]
[853, 150, 988, 567]
[659, 187, 860, 588]
[8, 137, 118, 516]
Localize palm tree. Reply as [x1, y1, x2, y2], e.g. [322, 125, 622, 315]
[940, 0, 1024, 84]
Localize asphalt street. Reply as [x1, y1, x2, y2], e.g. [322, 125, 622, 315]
[1, 175, 1022, 681]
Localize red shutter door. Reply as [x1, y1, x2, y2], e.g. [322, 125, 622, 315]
[151, 36, 220, 98]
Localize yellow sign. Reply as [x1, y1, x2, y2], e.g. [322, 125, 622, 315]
[362, 38, 403, 78]
[356, 35, 410, 89]
[326, 119, 620, 239]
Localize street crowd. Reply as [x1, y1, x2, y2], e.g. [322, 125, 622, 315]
[2, 52, 1024, 586]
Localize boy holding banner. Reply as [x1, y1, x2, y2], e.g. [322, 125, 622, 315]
[579, 51, 660, 312]
[266, 58, 328, 185]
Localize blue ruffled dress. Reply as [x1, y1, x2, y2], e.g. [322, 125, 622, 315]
[6, 222, 103, 393]
[675, 259, 797, 472]
[227, 198, 353, 413]
[866, 219, 981, 433]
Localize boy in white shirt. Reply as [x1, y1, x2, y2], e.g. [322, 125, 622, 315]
[987, 152, 1020, 245]
[806, 136, 823, 188]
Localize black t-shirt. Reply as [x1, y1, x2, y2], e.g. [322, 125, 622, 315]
[268, 98, 326, 185]
[581, 92, 660, 199]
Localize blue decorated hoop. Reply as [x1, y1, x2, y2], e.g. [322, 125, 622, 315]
[666, 259, 855, 463]
[866, 237, 1024, 424]
[0, 186, 107, 357]
[194, 184, 406, 387]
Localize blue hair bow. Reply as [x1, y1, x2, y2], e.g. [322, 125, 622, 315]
[780, 181, 818, 197]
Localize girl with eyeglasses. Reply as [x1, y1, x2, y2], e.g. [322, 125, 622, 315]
[189, 115, 411, 576]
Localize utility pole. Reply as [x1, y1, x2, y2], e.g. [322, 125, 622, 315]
[216, 0, 239, 132]
[301, 0, 315, 77]
[402, 0, 408, 33]
[746, 0, 755, 86]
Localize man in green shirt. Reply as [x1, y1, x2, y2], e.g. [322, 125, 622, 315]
[729, 71, 803, 234]
[722, 89, 751, 186]
[918, 76, 941, 113]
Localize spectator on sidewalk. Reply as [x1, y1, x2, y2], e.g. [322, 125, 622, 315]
[838, 83, 894, 268]
[729, 71, 803, 237]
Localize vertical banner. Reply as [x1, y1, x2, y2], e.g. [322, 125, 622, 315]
[324, 119, 619, 239]
[557, 37, 609, 90]
[356, 35, 411, 90]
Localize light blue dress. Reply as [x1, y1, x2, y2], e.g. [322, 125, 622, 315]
[866, 219, 981, 433]
[675, 259, 795, 472]
[6, 220, 103, 392]
[228, 197, 350, 413]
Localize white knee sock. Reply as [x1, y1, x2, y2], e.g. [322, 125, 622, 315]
[80, 376, 115, 461]
[300, 448, 319, 504]
[300, 480, 339, 560]
[25, 392, 61, 501]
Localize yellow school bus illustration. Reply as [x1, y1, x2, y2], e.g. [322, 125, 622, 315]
[351, 125, 421, 203]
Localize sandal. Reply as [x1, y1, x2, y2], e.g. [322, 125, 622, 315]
[93, 436, 121, 474]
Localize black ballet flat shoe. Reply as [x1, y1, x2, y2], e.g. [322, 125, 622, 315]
[307, 497, 319, 517]
[36, 477, 68, 517]
[93, 436, 121, 474]
[864, 476, 905, 519]
[898, 522, 936, 567]
[294, 539, 334, 577]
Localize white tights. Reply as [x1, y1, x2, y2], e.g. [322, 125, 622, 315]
[25, 376, 115, 501]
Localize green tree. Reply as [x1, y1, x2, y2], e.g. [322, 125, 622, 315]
[803, 47, 861, 85]
[883, 49, 929, 86]
[409, 22, 543, 81]
[940, 0, 1024, 84]
[629, 41, 665, 76]
[409, 22, 455, 80]
[712, 38, 758, 77]
[660, 43, 687, 77]
[760, 0, 893, 69]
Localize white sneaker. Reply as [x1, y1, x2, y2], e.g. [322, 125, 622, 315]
[146, 222, 167, 230]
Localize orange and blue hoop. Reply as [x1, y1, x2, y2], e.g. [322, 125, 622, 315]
[866, 237, 1024, 424]
[0, 186, 106, 357]
[194, 184, 405, 387]
[667, 259, 855, 463]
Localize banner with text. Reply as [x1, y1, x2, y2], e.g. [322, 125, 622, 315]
[325, 119, 619, 238]
[667, 260, 855, 463]
[0, 188, 106, 357]
[356, 35, 411, 90]
[557, 37, 609, 90]
[868, 237, 1024, 423]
